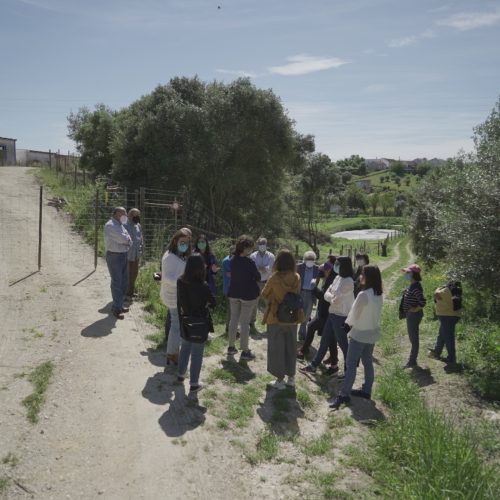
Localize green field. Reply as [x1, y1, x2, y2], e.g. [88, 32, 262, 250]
[352, 168, 420, 193]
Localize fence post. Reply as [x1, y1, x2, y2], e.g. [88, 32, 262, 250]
[134, 190, 139, 210]
[74, 160, 77, 189]
[94, 188, 99, 269]
[83, 168, 86, 186]
[295, 245, 299, 260]
[49, 149, 52, 168]
[38, 185, 43, 270]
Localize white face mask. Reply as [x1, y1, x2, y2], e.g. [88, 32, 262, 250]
[356, 260, 365, 267]
[305, 260, 315, 268]
[258, 245, 267, 252]
[333, 263, 340, 274]
[119, 215, 128, 225]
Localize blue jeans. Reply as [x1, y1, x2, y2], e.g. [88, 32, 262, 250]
[298, 290, 315, 340]
[331, 314, 348, 369]
[340, 338, 375, 397]
[406, 310, 423, 365]
[311, 313, 345, 368]
[166, 308, 181, 355]
[178, 339, 205, 386]
[105, 251, 128, 311]
[434, 316, 460, 363]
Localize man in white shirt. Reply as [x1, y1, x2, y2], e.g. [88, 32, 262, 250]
[249, 237, 275, 330]
[104, 207, 133, 319]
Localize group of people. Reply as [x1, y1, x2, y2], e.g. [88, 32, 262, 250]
[104, 209, 462, 406]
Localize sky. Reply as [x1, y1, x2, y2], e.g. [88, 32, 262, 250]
[1, 0, 499, 160]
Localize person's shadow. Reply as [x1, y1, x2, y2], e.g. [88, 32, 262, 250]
[142, 371, 206, 437]
[81, 304, 118, 338]
[257, 386, 304, 437]
[140, 348, 166, 368]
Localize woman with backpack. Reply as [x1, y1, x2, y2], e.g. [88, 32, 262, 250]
[400, 264, 427, 368]
[177, 255, 216, 393]
[300, 256, 354, 376]
[428, 281, 462, 371]
[329, 265, 383, 409]
[261, 249, 305, 389]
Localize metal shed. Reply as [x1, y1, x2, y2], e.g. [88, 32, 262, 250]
[0, 137, 17, 166]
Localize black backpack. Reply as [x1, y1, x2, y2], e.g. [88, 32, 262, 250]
[277, 292, 304, 323]
[448, 281, 463, 311]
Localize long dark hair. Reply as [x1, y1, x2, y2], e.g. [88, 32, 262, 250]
[195, 234, 211, 264]
[337, 256, 354, 278]
[362, 265, 383, 295]
[180, 255, 206, 284]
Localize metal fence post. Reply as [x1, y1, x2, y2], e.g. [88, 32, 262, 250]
[38, 185, 43, 270]
[94, 188, 99, 269]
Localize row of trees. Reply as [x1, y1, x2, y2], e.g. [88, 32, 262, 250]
[68, 77, 378, 239]
[410, 98, 500, 314]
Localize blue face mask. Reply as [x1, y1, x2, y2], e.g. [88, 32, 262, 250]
[178, 242, 189, 254]
[258, 244, 267, 252]
[404, 272, 412, 281]
[197, 242, 207, 252]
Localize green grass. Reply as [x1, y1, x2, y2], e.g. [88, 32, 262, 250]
[296, 387, 314, 408]
[0, 477, 9, 494]
[245, 430, 281, 464]
[21, 361, 54, 423]
[351, 169, 420, 193]
[301, 432, 333, 457]
[2, 453, 19, 467]
[364, 363, 500, 499]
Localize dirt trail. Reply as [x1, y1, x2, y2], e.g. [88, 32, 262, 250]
[0, 168, 246, 499]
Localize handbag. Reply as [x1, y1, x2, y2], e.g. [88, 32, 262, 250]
[180, 315, 211, 344]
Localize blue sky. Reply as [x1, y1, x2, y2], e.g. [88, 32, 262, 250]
[1, 0, 499, 160]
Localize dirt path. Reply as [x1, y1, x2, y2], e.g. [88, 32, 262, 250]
[0, 168, 246, 499]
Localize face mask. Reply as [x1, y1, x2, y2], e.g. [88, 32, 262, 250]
[404, 272, 412, 281]
[333, 263, 340, 274]
[305, 260, 315, 268]
[178, 242, 189, 254]
[258, 245, 267, 252]
[132, 216, 140, 223]
[119, 215, 128, 225]
[356, 260, 365, 267]
[198, 242, 207, 251]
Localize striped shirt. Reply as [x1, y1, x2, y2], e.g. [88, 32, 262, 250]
[402, 281, 426, 313]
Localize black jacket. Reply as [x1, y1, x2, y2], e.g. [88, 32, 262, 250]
[177, 279, 216, 330]
[312, 271, 336, 319]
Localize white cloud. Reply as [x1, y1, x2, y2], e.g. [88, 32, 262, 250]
[437, 9, 500, 31]
[268, 54, 348, 76]
[216, 69, 257, 78]
[387, 35, 418, 48]
[387, 29, 436, 48]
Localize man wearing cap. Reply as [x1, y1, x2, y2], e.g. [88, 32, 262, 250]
[104, 207, 133, 319]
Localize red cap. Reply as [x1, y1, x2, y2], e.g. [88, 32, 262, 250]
[403, 264, 421, 273]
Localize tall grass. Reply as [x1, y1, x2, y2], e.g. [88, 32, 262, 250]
[367, 363, 500, 499]
[22, 361, 54, 423]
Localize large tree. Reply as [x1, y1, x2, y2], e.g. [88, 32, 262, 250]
[67, 104, 115, 176]
[410, 97, 500, 309]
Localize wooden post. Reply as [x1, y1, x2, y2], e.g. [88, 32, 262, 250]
[295, 244, 299, 260]
[38, 185, 43, 270]
[329, 248, 332, 255]
[94, 188, 99, 269]
[49, 149, 52, 168]
[83, 169, 86, 186]
[134, 190, 139, 210]
[377, 242, 380, 255]
[74, 160, 77, 189]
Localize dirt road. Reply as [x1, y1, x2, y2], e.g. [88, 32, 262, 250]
[0, 168, 246, 499]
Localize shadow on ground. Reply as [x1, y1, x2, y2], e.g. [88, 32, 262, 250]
[142, 371, 206, 437]
[81, 306, 118, 338]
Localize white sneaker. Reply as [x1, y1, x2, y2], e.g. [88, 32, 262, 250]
[286, 376, 295, 387]
[272, 379, 286, 390]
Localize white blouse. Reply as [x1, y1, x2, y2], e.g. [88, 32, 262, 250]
[160, 251, 186, 308]
[324, 275, 354, 316]
[345, 288, 383, 344]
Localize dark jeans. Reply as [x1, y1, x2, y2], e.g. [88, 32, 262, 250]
[340, 339, 375, 397]
[434, 316, 460, 363]
[164, 310, 171, 341]
[301, 314, 338, 365]
[105, 251, 128, 311]
[332, 314, 348, 370]
[406, 310, 423, 365]
[311, 314, 345, 368]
